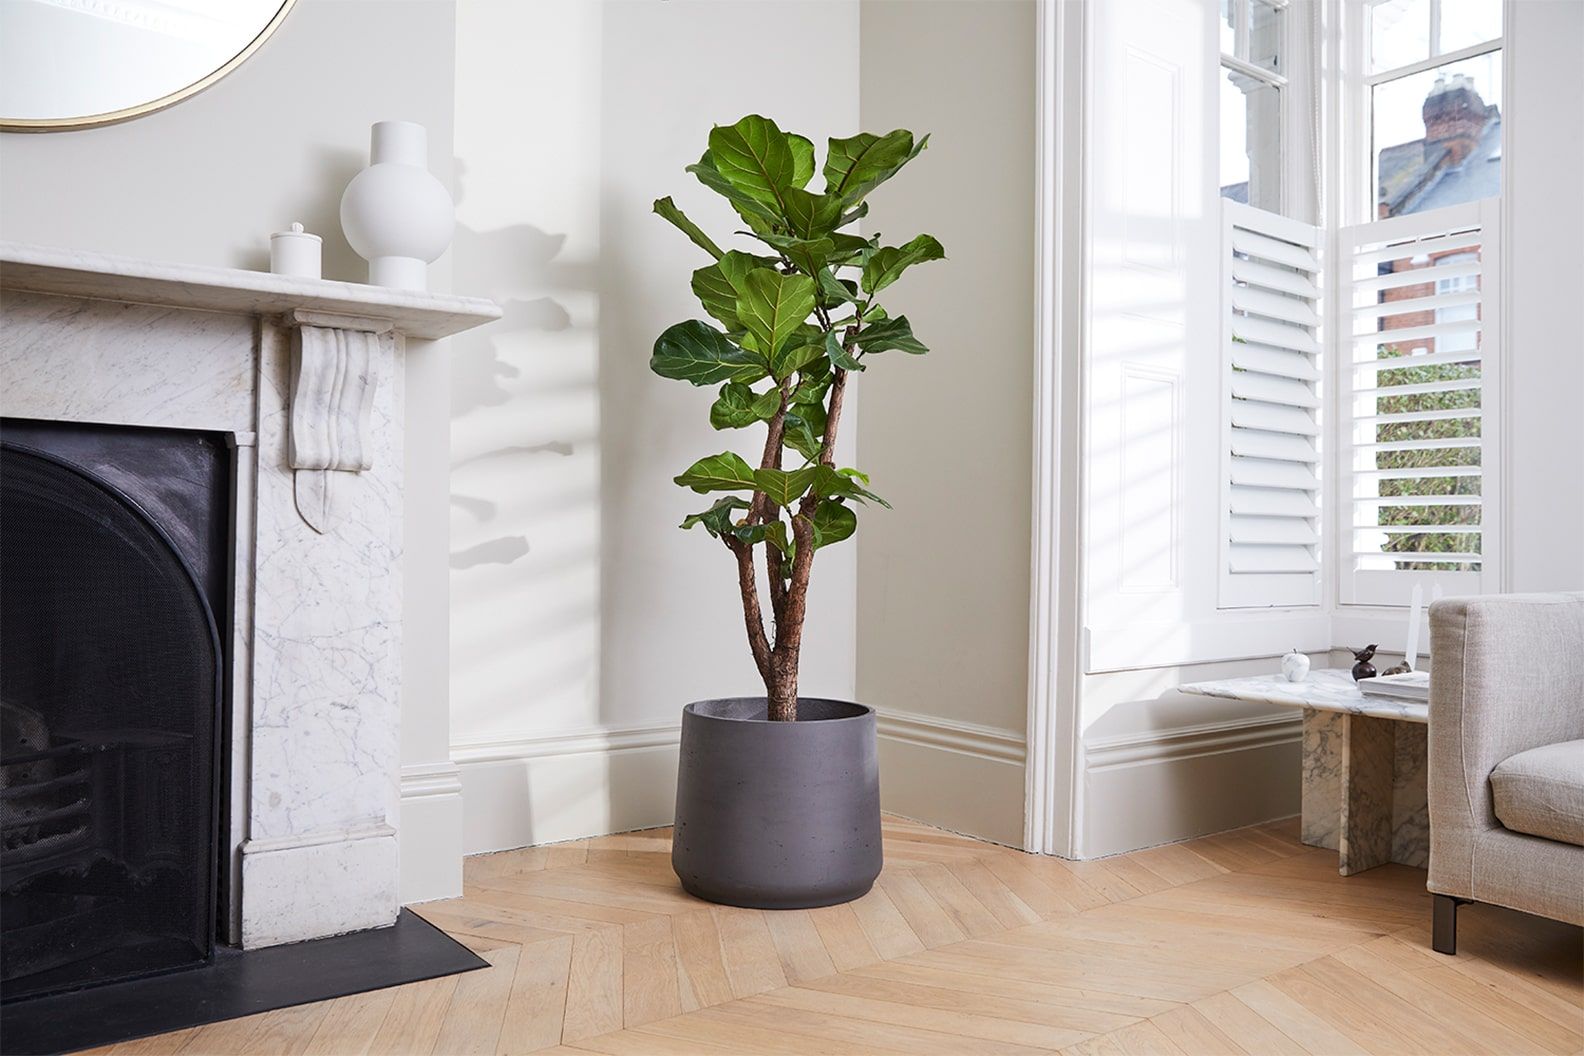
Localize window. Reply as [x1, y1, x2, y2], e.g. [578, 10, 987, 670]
[1340, 202, 1497, 606]
[1220, 0, 1286, 212]
[1365, 0, 1503, 219]
[1336, 0, 1502, 607]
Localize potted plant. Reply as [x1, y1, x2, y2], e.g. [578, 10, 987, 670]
[650, 115, 942, 909]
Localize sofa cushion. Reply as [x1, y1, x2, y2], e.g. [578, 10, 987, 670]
[1490, 740, 1584, 846]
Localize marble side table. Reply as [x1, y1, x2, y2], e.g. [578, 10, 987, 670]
[1180, 670, 1428, 876]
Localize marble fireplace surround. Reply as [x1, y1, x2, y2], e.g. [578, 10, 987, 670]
[0, 242, 498, 948]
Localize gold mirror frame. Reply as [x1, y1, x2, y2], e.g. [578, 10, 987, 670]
[1, 0, 299, 133]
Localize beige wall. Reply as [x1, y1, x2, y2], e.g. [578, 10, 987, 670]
[857, 0, 1037, 846]
[449, 0, 862, 854]
[0, 0, 461, 901]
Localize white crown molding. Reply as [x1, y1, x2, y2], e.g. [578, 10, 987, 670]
[1085, 711, 1301, 771]
[876, 707, 1025, 766]
[451, 721, 682, 765]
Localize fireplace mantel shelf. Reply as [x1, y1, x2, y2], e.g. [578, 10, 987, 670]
[0, 241, 500, 340]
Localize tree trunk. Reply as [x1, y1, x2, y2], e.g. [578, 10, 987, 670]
[766, 659, 798, 721]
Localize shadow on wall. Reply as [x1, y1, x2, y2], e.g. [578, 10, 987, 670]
[448, 149, 604, 760]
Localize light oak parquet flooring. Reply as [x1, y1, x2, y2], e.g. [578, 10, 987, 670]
[87, 815, 1581, 1055]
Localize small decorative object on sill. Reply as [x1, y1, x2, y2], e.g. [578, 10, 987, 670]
[269, 222, 322, 279]
[1281, 648, 1310, 683]
[1351, 644, 1378, 682]
[1382, 660, 1412, 676]
[340, 120, 454, 291]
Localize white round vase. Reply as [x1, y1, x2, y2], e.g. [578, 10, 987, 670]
[340, 121, 454, 290]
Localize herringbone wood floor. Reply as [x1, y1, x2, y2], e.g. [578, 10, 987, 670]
[86, 815, 1581, 1055]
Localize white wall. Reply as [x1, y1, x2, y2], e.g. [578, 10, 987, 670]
[0, 0, 461, 903]
[1503, 0, 1584, 593]
[448, 0, 861, 856]
[854, 0, 1036, 848]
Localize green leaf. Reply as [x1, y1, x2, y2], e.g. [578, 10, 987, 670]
[824, 329, 864, 372]
[680, 496, 749, 536]
[816, 268, 861, 310]
[811, 464, 890, 507]
[687, 152, 780, 228]
[651, 320, 767, 386]
[782, 188, 843, 239]
[709, 382, 782, 430]
[653, 197, 724, 260]
[691, 251, 771, 330]
[708, 115, 797, 210]
[753, 467, 818, 507]
[736, 517, 790, 558]
[755, 233, 835, 276]
[773, 329, 827, 381]
[856, 315, 929, 355]
[810, 501, 857, 549]
[784, 403, 826, 461]
[823, 130, 928, 203]
[674, 451, 757, 493]
[788, 134, 816, 189]
[736, 269, 816, 362]
[862, 234, 945, 294]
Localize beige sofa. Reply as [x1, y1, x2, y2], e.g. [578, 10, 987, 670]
[1427, 592, 1584, 954]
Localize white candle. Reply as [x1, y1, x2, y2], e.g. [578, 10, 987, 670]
[270, 222, 322, 279]
[1405, 583, 1424, 672]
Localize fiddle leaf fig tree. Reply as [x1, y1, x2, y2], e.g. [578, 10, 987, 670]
[652, 115, 942, 721]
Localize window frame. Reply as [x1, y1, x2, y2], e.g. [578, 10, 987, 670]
[1329, 0, 1507, 610]
[1344, 0, 1505, 226]
[1221, 0, 1291, 214]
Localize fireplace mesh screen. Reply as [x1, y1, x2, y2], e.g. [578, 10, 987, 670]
[1, 444, 221, 1001]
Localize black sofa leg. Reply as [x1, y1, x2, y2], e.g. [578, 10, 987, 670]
[1433, 894, 1464, 954]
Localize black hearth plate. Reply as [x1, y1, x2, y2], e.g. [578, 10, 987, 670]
[2, 910, 487, 1055]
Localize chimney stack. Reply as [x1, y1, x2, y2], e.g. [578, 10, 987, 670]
[1422, 73, 1491, 166]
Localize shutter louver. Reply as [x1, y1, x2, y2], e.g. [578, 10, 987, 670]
[1340, 200, 1499, 606]
[1219, 201, 1323, 608]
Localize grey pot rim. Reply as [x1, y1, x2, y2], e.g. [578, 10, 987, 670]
[682, 696, 874, 725]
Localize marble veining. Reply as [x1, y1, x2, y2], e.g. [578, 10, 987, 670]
[1185, 669, 1430, 876]
[1, 247, 495, 948]
[1181, 669, 1428, 723]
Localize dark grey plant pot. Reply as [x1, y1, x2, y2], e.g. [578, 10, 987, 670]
[672, 697, 882, 910]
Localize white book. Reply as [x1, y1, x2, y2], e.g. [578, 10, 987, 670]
[1360, 670, 1430, 702]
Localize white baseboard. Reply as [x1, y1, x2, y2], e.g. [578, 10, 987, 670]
[399, 761, 465, 904]
[1080, 711, 1302, 858]
[452, 722, 682, 855]
[875, 707, 1027, 847]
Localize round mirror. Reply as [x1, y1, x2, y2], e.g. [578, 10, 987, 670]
[0, 0, 296, 132]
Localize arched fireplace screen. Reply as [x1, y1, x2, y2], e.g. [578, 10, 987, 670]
[1, 442, 223, 1000]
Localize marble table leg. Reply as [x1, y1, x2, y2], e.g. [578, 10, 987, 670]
[1339, 714, 1397, 876]
[1300, 708, 1342, 851]
[1391, 722, 1429, 868]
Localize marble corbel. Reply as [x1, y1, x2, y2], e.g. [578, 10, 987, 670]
[286, 309, 394, 533]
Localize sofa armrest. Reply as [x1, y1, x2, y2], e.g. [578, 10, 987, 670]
[1428, 592, 1584, 894]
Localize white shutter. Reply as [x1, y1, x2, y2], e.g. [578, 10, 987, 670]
[1339, 200, 1500, 607]
[1220, 201, 1323, 608]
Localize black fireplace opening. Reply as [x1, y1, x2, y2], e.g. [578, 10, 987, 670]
[1, 419, 233, 1003]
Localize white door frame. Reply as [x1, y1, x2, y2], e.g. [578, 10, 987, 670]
[1023, 0, 1087, 858]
